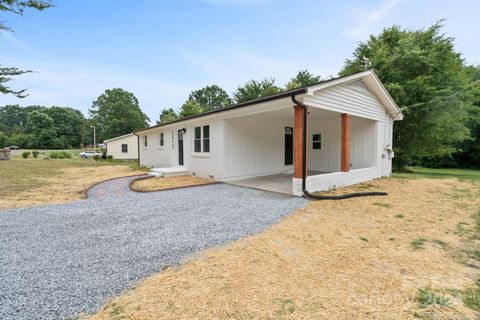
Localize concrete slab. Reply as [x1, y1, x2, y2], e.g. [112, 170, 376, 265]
[227, 174, 293, 195]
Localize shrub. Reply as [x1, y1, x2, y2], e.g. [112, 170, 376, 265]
[32, 151, 40, 158]
[106, 155, 113, 161]
[93, 155, 100, 161]
[49, 151, 72, 159]
[21, 151, 31, 159]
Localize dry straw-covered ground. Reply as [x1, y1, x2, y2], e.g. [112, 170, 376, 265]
[130, 176, 217, 192]
[0, 158, 141, 210]
[91, 176, 480, 320]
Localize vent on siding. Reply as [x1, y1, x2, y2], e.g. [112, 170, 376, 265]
[345, 79, 374, 96]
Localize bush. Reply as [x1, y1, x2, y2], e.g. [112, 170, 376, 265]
[49, 151, 72, 159]
[93, 155, 100, 161]
[106, 155, 113, 161]
[21, 151, 31, 159]
[32, 151, 40, 158]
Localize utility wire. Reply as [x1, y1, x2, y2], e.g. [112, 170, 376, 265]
[394, 80, 480, 118]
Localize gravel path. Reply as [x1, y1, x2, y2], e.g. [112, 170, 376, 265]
[0, 179, 308, 320]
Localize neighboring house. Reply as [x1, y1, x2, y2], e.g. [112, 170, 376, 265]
[104, 133, 138, 160]
[135, 70, 403, 196]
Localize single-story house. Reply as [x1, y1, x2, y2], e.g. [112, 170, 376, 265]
[134, 70, 403, 196]
[104, 133, 138, 160]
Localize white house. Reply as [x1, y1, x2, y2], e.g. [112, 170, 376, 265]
[135, 70, 403, 196]
[104, 133, 138, 160]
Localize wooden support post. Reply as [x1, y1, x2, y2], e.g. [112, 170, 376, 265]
[341, 113, 351, 172]
[294, 105, 306, 178]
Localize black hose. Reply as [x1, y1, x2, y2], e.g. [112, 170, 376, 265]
[290, 94, 389, 201]
[303, 190, 388, 200]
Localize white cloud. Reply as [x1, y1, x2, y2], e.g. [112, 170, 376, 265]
[0, 32, 47, 58]
[345, 0, 406, 38]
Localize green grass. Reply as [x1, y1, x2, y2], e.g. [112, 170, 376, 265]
[394, 167, 480, 183]
[411, 238, 427, 250]
[359, 236, 369, 242]
[416, 288, 451, 308]
[394, 214, 405, 219]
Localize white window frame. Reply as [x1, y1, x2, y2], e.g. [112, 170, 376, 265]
[193, 125, 210, 155]
[144, 135, 148, 148]
[121, 144, 128, 153]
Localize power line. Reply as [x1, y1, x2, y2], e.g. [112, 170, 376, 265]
[395, 80, 480, 117]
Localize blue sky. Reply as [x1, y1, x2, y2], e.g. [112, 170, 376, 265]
[1, 0, 479, 123]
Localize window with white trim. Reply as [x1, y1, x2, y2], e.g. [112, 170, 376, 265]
[194, 125, 210, 153]
[159, 132, 164, 147]
[144, 135, 148, 148]
[121, 144, 128, 153]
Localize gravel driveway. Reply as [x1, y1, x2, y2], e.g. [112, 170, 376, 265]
[0, 181, 308, 320]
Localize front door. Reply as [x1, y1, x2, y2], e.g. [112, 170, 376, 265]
[284, 127, 293, 165]
[178, 130, 184, 166]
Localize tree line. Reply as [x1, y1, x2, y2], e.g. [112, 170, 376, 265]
[158, 70, 321, 123]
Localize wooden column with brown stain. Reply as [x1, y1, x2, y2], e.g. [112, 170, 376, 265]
[341, 113, 351, 172]
[294, 105, 307, 178]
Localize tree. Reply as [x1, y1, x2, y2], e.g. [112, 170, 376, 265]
[0, 0, 53, 97]
[43, 107, 86, 147]
[89, 88, 150, 141]
[157, 108, 179, 124]
[286, 70, 322, 90]
[340, 22, 471, 169]
[179, 100, 203, 118]
[187, 85, 232, 111]
[233, 78, 281, 103]
[454, 65, 480, 167]
[25, 110, 56, 148]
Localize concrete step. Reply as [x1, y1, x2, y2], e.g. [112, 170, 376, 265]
[149, 167, 190, 178]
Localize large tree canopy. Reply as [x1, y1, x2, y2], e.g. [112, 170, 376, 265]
[157, 108, 179, 124]
[0, 0, 53, 97]
[0, 104, 87, 148]
[89, 88, 150, 141]
[286, 70, 322, 90]
[340, 22, 472, 169]
[179, 100, 203, 118]
[233, 78, 281, 103]
[187, 85, 232, 111]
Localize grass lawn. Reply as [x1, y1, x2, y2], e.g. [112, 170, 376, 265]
[394, 167, 480, 183]
[0, 156, 144, 210]
[91, 170, 480, 320]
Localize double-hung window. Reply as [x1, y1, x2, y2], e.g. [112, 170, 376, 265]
[121, 144, 128, 153]
[159, 132, 164, 147]
[144, 135, 148, 148]
[312, 133, 321, 150]
[194, 125, 210, 153]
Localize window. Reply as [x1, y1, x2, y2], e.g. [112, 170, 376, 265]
[203, 125, 210, 153]
[121, 144, 128, 153]
[312, 133, 321, 150]
[194, 125, 210, 153]
[159, 132, 164, 147]
[144, 135, 148, 148]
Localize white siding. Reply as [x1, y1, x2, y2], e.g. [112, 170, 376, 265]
[307, 116, 341, 172]
[223, 115, 293, 180]
[304, 80, 389, 122]
[105, 135, 138, 160]
[138, 120, 225, 180]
